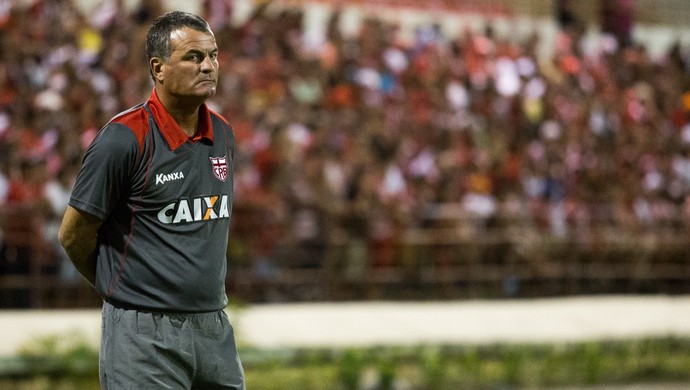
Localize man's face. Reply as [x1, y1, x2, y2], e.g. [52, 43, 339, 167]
[156, 27, 219, 101]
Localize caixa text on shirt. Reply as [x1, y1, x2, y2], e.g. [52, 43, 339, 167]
[157, 194, 230, 224]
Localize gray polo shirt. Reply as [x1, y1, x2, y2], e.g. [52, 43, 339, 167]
[69, 89, 234, 312]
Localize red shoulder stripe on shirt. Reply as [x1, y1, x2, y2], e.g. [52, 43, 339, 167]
[110, 105, 150, 152]
[209, 108, 231, 128]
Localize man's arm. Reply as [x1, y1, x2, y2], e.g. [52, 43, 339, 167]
[58, 205, 103, 287]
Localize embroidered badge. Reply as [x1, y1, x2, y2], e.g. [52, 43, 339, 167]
[209, 156, 228, 182]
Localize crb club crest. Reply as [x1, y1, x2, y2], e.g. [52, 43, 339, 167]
[209, 156, 228, 182]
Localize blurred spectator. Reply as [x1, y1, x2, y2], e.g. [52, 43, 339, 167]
[601, 0, 635, 48]
[44, 156, 80, 283]
[555, 0, 579, 30]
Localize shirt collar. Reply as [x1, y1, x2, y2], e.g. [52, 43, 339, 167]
[147, 88, 214, 150]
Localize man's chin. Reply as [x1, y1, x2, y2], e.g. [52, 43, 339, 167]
[203, 88, 217, 98]
[194, 86, 217, 99]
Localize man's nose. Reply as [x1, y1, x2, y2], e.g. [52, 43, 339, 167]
[201, 56, 216, 72]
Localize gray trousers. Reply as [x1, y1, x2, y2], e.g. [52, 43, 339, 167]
[100, 301, 245, 389]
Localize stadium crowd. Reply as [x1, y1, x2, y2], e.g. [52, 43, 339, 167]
[1, 0, 690, 301]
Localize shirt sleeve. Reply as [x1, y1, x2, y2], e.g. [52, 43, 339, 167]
[69, 123, 141, 220]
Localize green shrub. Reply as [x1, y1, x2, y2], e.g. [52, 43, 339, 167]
[5, 334, 690, 389]
[421, 347, 448, 390]
[338, 348, 365, 390]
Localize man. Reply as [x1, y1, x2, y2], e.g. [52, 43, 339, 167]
[58, 11, 245, 389]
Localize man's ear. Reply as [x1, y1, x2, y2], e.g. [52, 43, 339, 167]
[150, 58, 164, 83]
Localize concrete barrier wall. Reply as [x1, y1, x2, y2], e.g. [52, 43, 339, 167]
[2, 295, 690, 356]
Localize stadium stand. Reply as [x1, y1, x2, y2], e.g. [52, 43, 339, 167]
[2, 0, 690, 307]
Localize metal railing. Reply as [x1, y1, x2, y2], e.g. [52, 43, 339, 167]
[1, 201, 689, 307]
[226, 201, 690, 302]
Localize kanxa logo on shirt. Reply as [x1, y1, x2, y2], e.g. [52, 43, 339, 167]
[209, 156, 228, 182]
[156, 171, 185, 185]
[157, 194, 230, 224]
